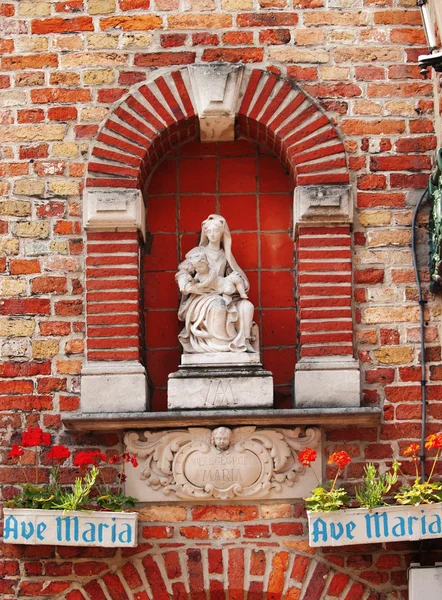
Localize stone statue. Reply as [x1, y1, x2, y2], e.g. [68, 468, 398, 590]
[176, 214, 258, 354]
[211, 427, 232, 451]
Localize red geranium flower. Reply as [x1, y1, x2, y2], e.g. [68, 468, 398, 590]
[109, 454, 121, 464]
[74, 450, 107, 468]
[328, 451, 352, 470]
[21, 427, 51, 448]
[404, 443, 420, 461]
[9, 444, 24, 460]
[48, 445, 71, 462]
[298, 448, 317, 467]
[123, 452, 138, 467]
[425, 433, 442, 450]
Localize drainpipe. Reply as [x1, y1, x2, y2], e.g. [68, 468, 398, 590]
[414, 151, 442, 479]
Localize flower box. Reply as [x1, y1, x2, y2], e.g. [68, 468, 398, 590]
[3, 508, 138, 548]
[308, 504, 442, 547]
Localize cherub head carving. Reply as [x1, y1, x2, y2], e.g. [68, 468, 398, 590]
[211, 427, 232, 451]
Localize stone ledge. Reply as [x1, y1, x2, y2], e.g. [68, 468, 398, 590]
[63, 407, 381, 432]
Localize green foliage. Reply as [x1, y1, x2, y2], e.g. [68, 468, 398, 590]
[395, 478, 442, 506]
[51, 466, 99, 512]
[96, 491, 137, 512]
[355, 461, 400, 509]
[304, 486, 349, 512]
[5, 484, 57, 510]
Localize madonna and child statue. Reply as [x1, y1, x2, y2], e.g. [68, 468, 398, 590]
[176, 214, 258, 355]
[167, 214, 273, 410]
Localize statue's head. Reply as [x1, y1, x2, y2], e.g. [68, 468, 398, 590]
[201, 214, 226, 247]
[211, 427, 232, 451]
[188, 249, 210, 275]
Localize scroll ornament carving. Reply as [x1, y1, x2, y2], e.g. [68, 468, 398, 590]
[124, 426, 321, 500]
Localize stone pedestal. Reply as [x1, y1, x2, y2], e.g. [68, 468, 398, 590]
[294, 357, 361, 408]
[81, 361, 149, 413]
[168, 353, 273, 410]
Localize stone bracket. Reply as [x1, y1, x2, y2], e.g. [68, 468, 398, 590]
[81, 361, 149, 413]
[83, 189, 146, 240]
[187, 64, 244, 142]
[123, 425, 321, 501]
[294, 357, 361, 408]
[294, 185, 352, 229]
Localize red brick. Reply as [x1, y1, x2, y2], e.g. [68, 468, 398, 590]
[55, 299, 83, 316]
[120, 0, 150, 7]
[0, 39, 14, 54]
[192, 32, 219, 45]
[142, 526, 174, 539]
[31, 89, 91, 104]
[32, 17, 94, 34]
[271, 522, 303, 536]
[303, 563, 329, 600]
[222, 31, 253, 44]
[180, 526, 209, 539]
[159, 33, 186, 48]
[259, 28, 291, 44]
[0, 298, 50, 315]
[17, 109, 45, 124]
[55, 0, 84, 11]
[354, 268, 384, 284]
[9, 259, 40, 274]
[192, 505, 258, 521]
[357, 174, 386, 190]
[74, 562, 108, 576]
[1, 54, 58, 70]
[244, 525, 270, 538]
[32, 276, 67, 294]
[202, 48, 264, 63]
[134, 52, 196, 67]
[59, 395, 80, 411]
[238, 12, 298, 26]
[19, 144, 49, 160]
[48, 106, 77, 121]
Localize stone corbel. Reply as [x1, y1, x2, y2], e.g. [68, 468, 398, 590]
[293, 185, 352, 230]
[83, 189, 146, 240]
[187, 64, 244, 142]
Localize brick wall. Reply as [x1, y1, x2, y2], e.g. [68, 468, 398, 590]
[1, 0, 442, 597]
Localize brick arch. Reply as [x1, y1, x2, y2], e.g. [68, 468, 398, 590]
[85, 66, 349, 193]
[60, 546, 389, 600]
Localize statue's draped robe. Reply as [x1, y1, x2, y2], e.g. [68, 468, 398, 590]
[176, 246, 252, 353]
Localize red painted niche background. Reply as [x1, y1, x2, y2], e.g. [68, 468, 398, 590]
[143, 138, 296, 411]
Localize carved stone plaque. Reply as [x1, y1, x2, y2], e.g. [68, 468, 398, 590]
[168, 373, 273, 410]
[123, 426, 321, 501]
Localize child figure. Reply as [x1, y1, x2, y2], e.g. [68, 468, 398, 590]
[181, 251, 248, 299]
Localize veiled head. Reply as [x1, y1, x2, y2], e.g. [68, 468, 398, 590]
[201, 214, 227, 247]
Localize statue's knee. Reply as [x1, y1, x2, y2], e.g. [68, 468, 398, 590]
[212, 297, 227, 310]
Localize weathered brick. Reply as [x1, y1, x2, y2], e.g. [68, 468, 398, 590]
[100, 15, 162, 30]
[88, 0, 116, 13]
[32, 17, 94, 34]
[16, 221, 49, 238]
[0, 318, 36, 337]
[1, 54, 58, 70]
[0, 125, 66, 143]
[269, 48, 329, 63]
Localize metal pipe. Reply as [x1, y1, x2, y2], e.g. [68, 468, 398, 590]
[418, 0, 438, 51]
[411, 187, 429, 480]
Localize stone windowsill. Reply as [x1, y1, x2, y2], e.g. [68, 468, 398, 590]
[63, 407, 381, 432]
